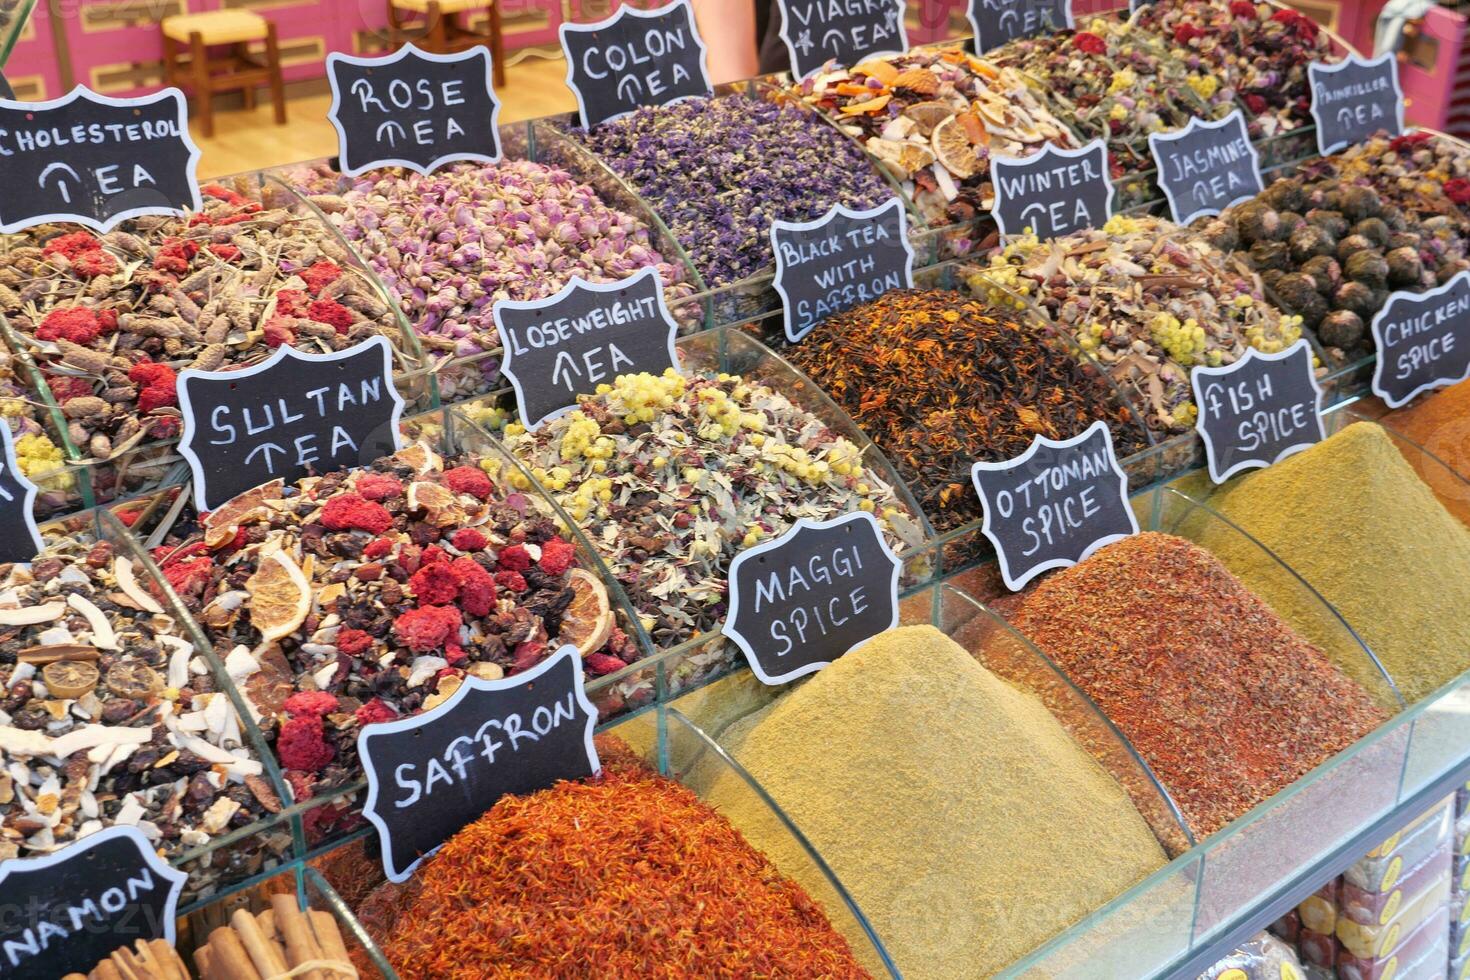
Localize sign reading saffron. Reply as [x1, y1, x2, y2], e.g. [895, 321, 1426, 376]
[560, 0, 713, 128]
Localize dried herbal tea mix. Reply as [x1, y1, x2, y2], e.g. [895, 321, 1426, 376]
[0, 349, 73, 515]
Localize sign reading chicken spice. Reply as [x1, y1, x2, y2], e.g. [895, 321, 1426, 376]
[177, 336, 405, 512]
[0, 87, 200, 234]
[560, 0, 713, 128]
[1147, 112, 1263, 226]
[0, 424, 43, 563]
[1308, 53, 1404, 156]
[359, 646, 601, 882]
[1370, 269, 1470, 408]
[971, 420, 1139, 591]
[989, 140, 1112, 240]
[326, 44, 502, 178]
[1191, 339, 1324, 484]
[775, 0, 908, 82]
[966, 0, 1072, 53]
[0, 826, 186, 979]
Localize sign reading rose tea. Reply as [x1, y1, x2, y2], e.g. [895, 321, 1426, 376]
[967, 0, 1072, 53]
[177, 336, 406, 511]
[971, 420, 1139, 591]
[1309, 53, 1404, 156]
[1191, 340, 1324, 484]
[771, 198, 915, 343]
[0, 424, 44, 564]
[560, 0, 713, 128]
[1147, 111, 1263, 225]
[0, 826, 186, 978]
[776, 0, 908, 81]
[326, 44, 502, 177]
[723, 512, 902, 686]
[1370, 269, 1470, 408]
[990, 140, 1112, 240]
[0, 87, 200, 234]
[360, 646, 601, 882]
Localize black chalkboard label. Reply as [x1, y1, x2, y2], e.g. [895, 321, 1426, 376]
[1148, 111, 1263, 226]
[1309, 53, 1404, 156]
[771, 198, 915, 343]
[560, 0, 713, 128]
[722, 512, 901, 686]
[1370, 270, 1470, 408]
[990, 140, 1112, 240]
[1191, 340, 1324, 484]
[776, 0, 908, 81]
[971, 420, 1138, 592]
[0, 826, 186, 979]
[326, 43, 502, 177]
[495, 267, 681, 430]
[0, 424, 43, 564]
[0, 87, 200, 234]
[177, 336, 406, 512]
[360, 646, 601, 882]
[967, 0, 1072, 53]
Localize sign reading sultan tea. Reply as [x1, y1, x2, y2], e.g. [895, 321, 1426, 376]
[990, 140, 1112, 240]
[776, 0, 907, 81]
[1370, 270, 1470, 408]
[560, 0, 712, 128]
[971, 421, 1139, 592]
[1309, 53, 1404, 156]
[360, 647, 601, 882]
[0, 424, 44, 564]
[326, 44, 501, 177]
[178, 336, 406, 512]
[1148, 111, 1263, 225]
[1191, 340, 1324, 484]
[0, 87, 200, 234]
[723, 512, 901, 686]
[967, 0, 1072, 53]
[771, 198, 915, 343]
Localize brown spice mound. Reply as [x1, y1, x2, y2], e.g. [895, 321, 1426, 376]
[1382, 379, 1470, 529]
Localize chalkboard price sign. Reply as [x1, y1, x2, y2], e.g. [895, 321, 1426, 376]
[0, 424, 43, 564]
[776, 0, 908, 81]
[1191, 340, 1324, 484]
[326, 44, 502, 177]
[1148, 111, 1263, 226]
[1309, 53, 1404, 156]
[967, 0, 1072, 53]
[561, 0, 713, 128]
[1370, 269, 1470, 408]
[360, 646, 601, 882]
[0, 87, 200, 234]
[989, 140, 1112, 240]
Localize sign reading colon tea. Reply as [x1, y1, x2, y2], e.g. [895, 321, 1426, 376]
[1370, 269, 1470, 408]
[776, 0, 907, 81]
[0, 424, 43, 564]
[1147, 111, 1263, 225]
[561, 0, 713, 128]
[1309, 53, 1404, 156]
[967, 0, 1072, 53]
[1191, 340, 1324, 484]
[989, 140, 1112, 240]
[326, 44, 502, 177]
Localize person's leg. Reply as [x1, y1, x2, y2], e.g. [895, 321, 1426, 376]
[690, 0, 757, 83]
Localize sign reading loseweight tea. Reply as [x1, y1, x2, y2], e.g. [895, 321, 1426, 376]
[989, 140, 1112, 240]
[1309, 53, 1404, 156]
[1148, 111, 1263, 225]
[1191, 340, 1324, 484]
[1370, 269, 1470, 408]
[560, 0, 713, 128]
[776, 0, 908, 81]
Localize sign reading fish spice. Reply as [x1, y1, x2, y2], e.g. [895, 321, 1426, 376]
[771, 198, 915, 343]
[359, 646, 601, 882]
[971, 420, 1138, 591]
[0, 826, 186, 979]
[560, 0, 712, 128]
[326, 44, 502, 177]
[0, 87, 200, 234]
[1147, 112, 1263, 225]
[1191, 340, 1324, 484]
[177, 336, 405, 512]
[989, 140, 1112, 240]
[1370, 269, 1470, 408]
[0, 424, 43, 563]
[723, 512, 902, 685]
[967, 0, 1072, 53]
[1309, 53, 1404, 156]
[776, 0, 908, 82]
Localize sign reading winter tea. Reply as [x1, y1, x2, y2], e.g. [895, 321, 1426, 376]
[776, 0, 907, 81]
[1191, 340, 1324, 484]
[723, 512, 901, 686]
[360, 646, 601, 882]
[1309, 53, 1404, 156]
[178, 336, 406, 512]
[770, 198, 915, 343]
[1370, 269, 1470, 408]
[0, 424, 43, 564]
[967, 0, 1072, 53]
[971, 420, 1138, 592]
[326, 44, 502, 177]
[1147, 111, 1263, 225]
[560, 0, 712, 128]
[0, 826, 186, 978]
[495, 267, 682, 430]
[990, 140, 1112, 240]
[0, 87, 200, 234]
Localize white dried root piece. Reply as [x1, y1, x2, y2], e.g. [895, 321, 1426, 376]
[113, 556, 164, 613]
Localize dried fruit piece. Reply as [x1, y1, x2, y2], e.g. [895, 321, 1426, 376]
[0, 602, 66, 626]
[246, 550, 311, 643]
[893, 68, 939, 96]
[105, 661, 161, 699]
[561, 569, 612, 657]
[394, 442, 442, 475]
[42, 660, 99, 699]
[204, 479, 285, 530]
[406, 480, 464, 526]
[932, 115, 980, 179]
[840, 94, 892, 115]
[114, 557, 164, 614]
[854, 59, 899, 85]
[903, 101, 956, 134]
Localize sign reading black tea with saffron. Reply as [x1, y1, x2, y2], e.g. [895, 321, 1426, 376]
[989, 140, 1112, 240]
[971, 421, 1139, 591]
[776, 0, 907, 81]
[1147, 111, 1263, 225]
[1370, 269, 1470, 408]
[1191, 340, 1324, 484]
[560, 0, 712, 128]
[1308, 53, 1404, 156]
[967, 0, 1072, 52]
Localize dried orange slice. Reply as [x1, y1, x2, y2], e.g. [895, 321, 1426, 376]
[246, 550, 311, 643]
[932, 114, 981, 179]
[204, 479, 284, 530]
[394, 442, 442, 475]
[105, 661, 161, 700]
[44, 661, 99, 699]
[854, 59, 898, 86]
[841, 94, 891, 115]
[903, 101, 956, 135]
[560, 569, 612, 657]
[406, 481, 465, 527]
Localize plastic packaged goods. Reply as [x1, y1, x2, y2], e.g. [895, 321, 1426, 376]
[1298, 924, 1338, 970]
[1340, 907, 1450, 980]
[1196, 932, 1307, 980]
[1299, 880, 1340, 935]
[1338, 872, 1451, 959]
[1344, 800, 1454, 895]
[1341, 847, 1452, 926]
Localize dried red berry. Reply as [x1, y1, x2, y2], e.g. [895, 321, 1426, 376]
[284, 690, 339, 717]
[321, 493, 393, 534]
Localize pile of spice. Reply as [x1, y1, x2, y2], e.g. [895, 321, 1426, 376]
[972, 214, 1302, 434]
[784, 288, 1150, 538]
[365, 736, 872, 979]
[1006, 532, 1389, 839]
[702, 624, 1167, 979]
[0, 349, 74, 515]
[788, 47, 1077, 225]
[1378, 379, 1470, 527]
[572, 93, 891, 287]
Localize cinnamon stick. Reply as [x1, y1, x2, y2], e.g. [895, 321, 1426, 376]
[232, 908, 290, 978]
[256, 909, 277, 942]
[206, 925, 262, 980]
[271, 894, 325, 980]
[193, 945, 216, 980]
[109, 946, 146, 980]
[92, 962, 124, 980]
[308, 910, 353, 979]
[151, 940, 190, 980]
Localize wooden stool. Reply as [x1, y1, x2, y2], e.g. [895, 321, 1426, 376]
[387, 0, 506, 87]
[161, 11, 287, 139]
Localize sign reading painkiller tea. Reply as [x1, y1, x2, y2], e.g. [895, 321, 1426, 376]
[1370, 269, 1470, 408]
[723, 512, 902, 686]
[326, 44, 502, 177]
[495, 267, 682, 430]
[1191, 340, 1324, 484]
[360, 646, 601, 882]
[990, 140, 1112, 240]
[177, 336, 406, 512]
[776, 0, 907, 82]
[0, 86, 200, 234]
[771, 198, 915, 343]
[967, 0, 1072, 53]
[0, 826, 186, 979]
[1309, 53, 1404, 156]
[1147, 111, 1263, 225]
[560, 0, 712, 128]
[0, 424, 44, 563]
[971, 420, 1139, 592]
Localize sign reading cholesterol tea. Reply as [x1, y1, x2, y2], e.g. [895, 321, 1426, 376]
[1309, 53, 1404, 156]
[1370, 269, 1470, 408]
[776, 0, 907, 82]
[1191, 340, 1324, 484]
[989, 140, 1113, 240]
[1147, 111, 1263, 226]
[560, 0, 712, 128]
